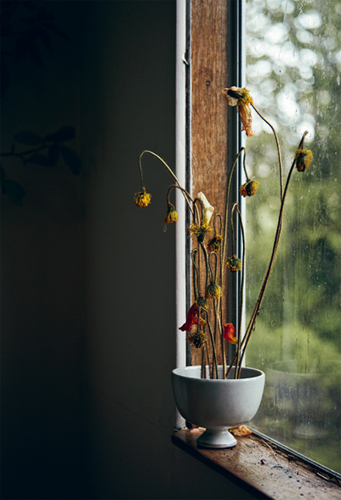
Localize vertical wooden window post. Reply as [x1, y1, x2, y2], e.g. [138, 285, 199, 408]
[190, 0, 238, 366]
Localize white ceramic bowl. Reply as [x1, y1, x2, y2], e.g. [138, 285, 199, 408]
[172, 365, 265, 448]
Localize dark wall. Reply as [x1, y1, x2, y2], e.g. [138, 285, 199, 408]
[80, 1, 178, 497]
[1, 1, 84, 498]
[1, 1, 178, 498]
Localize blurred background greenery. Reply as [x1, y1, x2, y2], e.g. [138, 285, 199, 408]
[244, 0, 341, 473]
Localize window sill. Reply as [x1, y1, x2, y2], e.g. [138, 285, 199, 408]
[172, 428, 341, 500]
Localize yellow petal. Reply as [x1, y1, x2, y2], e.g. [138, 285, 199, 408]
[230, 425, 252, 437]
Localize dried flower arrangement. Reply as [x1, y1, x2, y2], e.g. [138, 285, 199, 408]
[134, 86, 312, 380]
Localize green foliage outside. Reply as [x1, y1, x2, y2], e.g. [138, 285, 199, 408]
[244, 0, 341, 473]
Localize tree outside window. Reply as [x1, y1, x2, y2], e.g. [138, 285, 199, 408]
[245, 0, 341, 473]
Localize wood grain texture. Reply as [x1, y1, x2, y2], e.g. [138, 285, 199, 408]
[191, 0, 229, 210]
[173, 429, 341, 500]
[190, 0, 230, 366]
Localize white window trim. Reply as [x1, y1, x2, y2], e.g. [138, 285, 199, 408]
[175, 0, 188, 429]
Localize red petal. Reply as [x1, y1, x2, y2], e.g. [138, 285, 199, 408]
[223, 323, 238, 344]
[179, 303, 199, 332]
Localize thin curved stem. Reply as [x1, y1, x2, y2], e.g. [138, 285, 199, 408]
[220, 150, 245, 378]
[226, 131, 307, 379]
[205, 313, 219, 379]
[212, 252, 219, 283]
[221, 147, 245, 269]
[166, 184, 194, 207]
[242, 150, 250, 183]
[192, 199, 204, 299]
[208, 251, 220, 375]
[138, 150, 178, 186]
[235, 206, 246, 379]
[201, 347, 206, 379]
[191, 250, 200, 301]
[237, 131, 308, 371]
[213, 213, 223, 235]
[199, 242, 210, 290]
[193, 197, 205, 224]
[138, 150, 193, 212]
[218, 313, 226, 379]
[251, 105, 283, 201]
[230, 202, 238, 256]
[207, 251, 218, 285]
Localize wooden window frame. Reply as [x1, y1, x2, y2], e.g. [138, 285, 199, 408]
[176, 0, 244, 370]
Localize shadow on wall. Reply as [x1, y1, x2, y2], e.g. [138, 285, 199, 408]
[1, 1, 85, 498]
[1, 1, 177, 499]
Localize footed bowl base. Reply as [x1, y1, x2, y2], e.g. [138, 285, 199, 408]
[197, 429, 237, 449]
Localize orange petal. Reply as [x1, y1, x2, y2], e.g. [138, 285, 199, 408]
[230, 425, 252, 437]
[179, 303, 199, 332]
[238, 102, 254, 137]
[223, 323, 238, 344]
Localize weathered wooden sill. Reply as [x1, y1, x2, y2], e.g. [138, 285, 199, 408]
[172, 428, 341, 500]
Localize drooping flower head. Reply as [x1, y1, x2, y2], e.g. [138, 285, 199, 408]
[197, 192, 214, 226]
[226, 255, 242, 272]
[187, 330, 207, 349]
[240, 180, 259, 197]
[188, 222, 213, 243]
[295, 149, 313, 172]
[205, 283, 222, 300]
[134, 187, 152, 207]
[164, 203, 178, 225]
[179, 302, 206, 333]
[222, 87, 254, 137]
[207, 233, 223, 253]
[223, 323, 238, 344]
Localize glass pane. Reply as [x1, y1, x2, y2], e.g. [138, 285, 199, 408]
[245, 0, 341, 472]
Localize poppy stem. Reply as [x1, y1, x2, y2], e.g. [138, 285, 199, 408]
[250, 105, 283, 201]
[138, 150, 193, 212]
[221, 147, 245, 276]
[166, 184, 194, 206]
[235, 205, 246, 379]
[242, 150, 250, 183]
[191, 250, 199, 301]
[206, 314, 219, 379]
[238, 131, 308, 371]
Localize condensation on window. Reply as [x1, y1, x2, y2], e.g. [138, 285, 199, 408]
[245, 0, 341, 473]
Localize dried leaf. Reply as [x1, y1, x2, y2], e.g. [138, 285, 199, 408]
[230, 425, 252, 437]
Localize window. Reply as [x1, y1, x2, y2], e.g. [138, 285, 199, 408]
[244, 0, 341, 473]
[183, 0, 341, 474]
